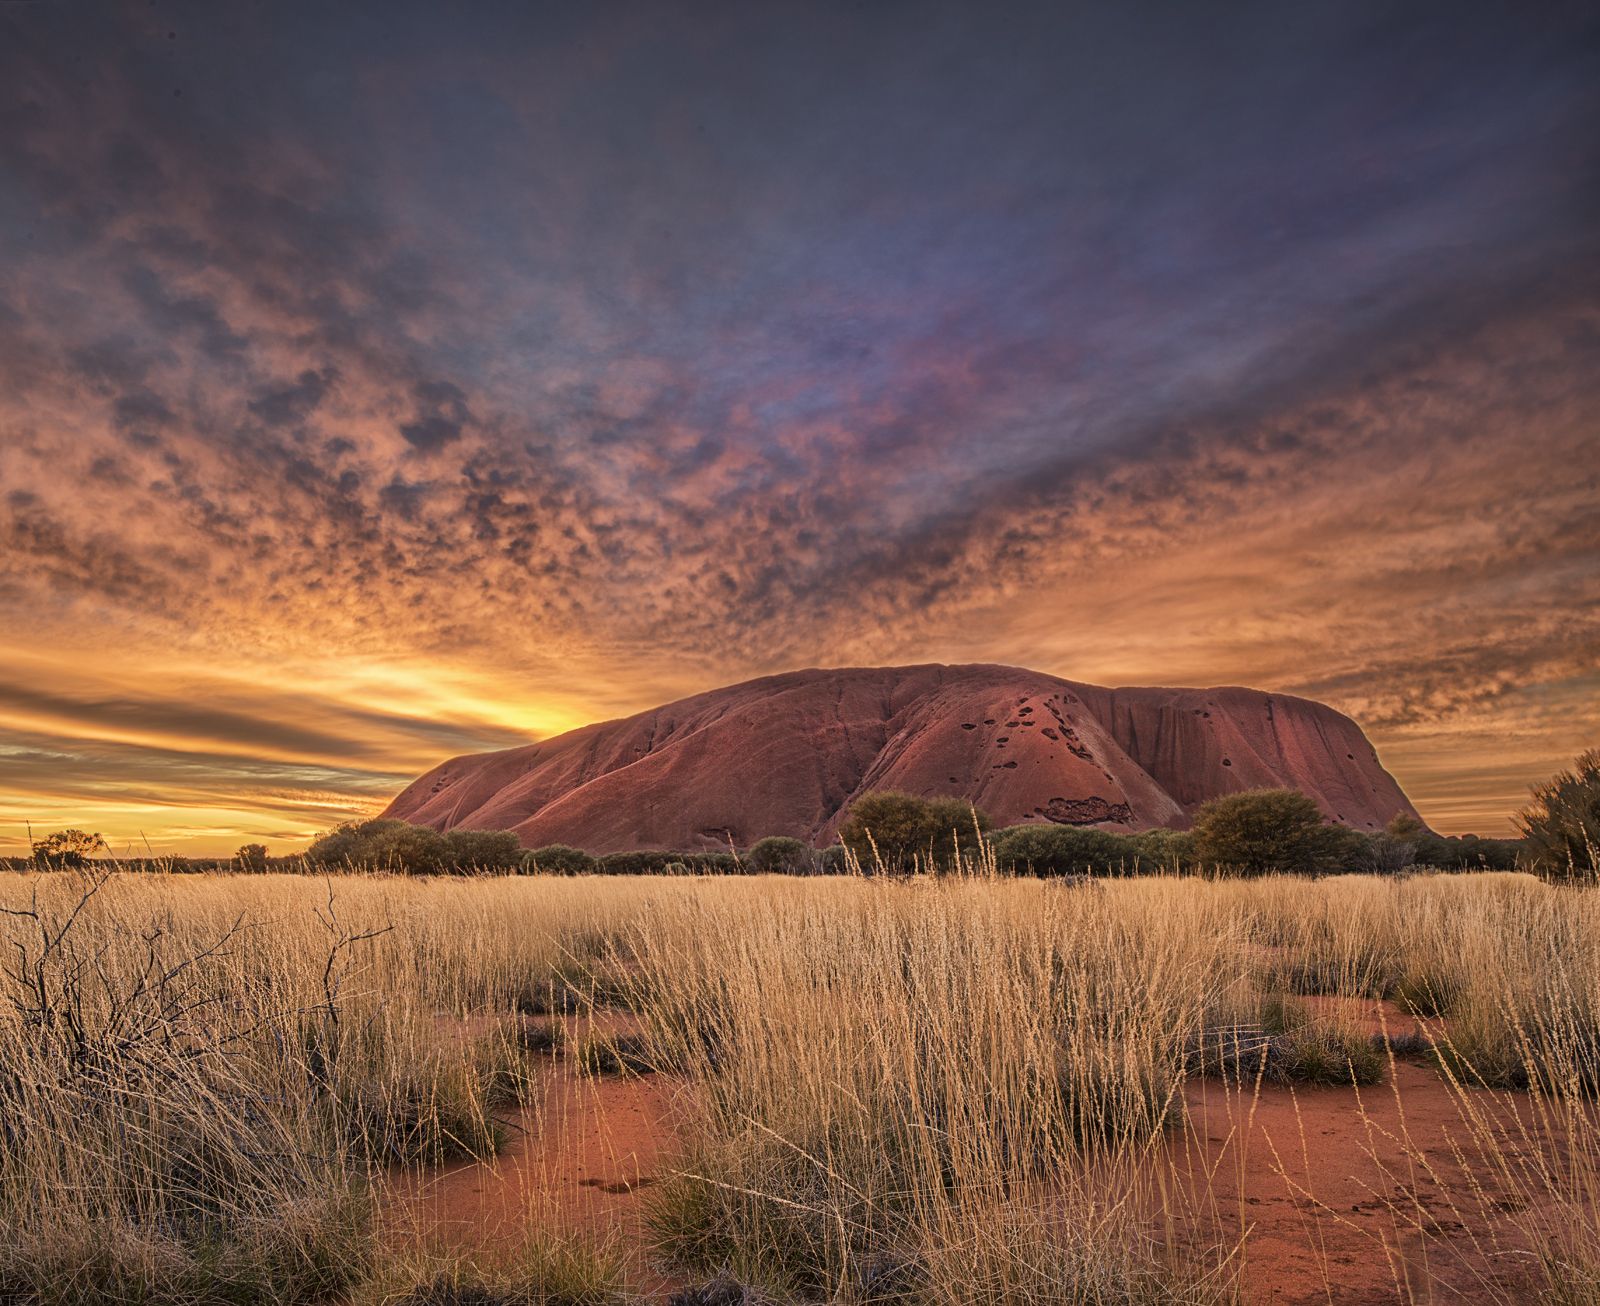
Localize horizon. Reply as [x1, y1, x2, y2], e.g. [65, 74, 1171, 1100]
[3, 1, 1597, 855]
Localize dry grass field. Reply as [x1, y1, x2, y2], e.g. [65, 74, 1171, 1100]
[0, 865, 1596, 1305]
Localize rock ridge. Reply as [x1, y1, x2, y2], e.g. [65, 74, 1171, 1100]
[381, 663, 1420, 852]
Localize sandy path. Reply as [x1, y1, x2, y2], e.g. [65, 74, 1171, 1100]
[385, 1014, 682, 1254]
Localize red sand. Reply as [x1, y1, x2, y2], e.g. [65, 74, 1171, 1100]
[383, 1070, 678, 1247]
[388, 1005, 1576, 1303]
[1172, 1065, 1551, 1303]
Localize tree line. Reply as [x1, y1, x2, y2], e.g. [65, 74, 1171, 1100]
[24, 746, 1598, 879]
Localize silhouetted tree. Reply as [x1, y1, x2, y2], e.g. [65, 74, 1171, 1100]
[235, 843, 269, 872]
[31, 830, 106, 869]
[1517, 750, 1600, 880]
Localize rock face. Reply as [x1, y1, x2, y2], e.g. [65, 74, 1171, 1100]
[382, 664, 1421, 852]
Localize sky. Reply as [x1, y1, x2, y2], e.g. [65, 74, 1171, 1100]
[1, 0, 1597, 854]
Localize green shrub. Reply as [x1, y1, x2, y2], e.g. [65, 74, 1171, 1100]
[991, 824, 1136, 876]
[595, 850, 743, 876]
[523, 844, 600, 875]
[306, 818, 451, 873]
[1516, 749, 1600, 879]
[746, 836, 813, 875]
[442, 828, 523, 872]
[1130, 827, 1197, 871]
[1410, 831, 1526, 871]
[303, 820, 520, 875]
[837, 791, 991, 873]
[598, 851, 670, 876]
[1191, 788, 1357, 876]
[818, 845, 851, 874]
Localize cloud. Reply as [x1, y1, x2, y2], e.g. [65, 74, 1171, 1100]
[0, 0, 1596, 844]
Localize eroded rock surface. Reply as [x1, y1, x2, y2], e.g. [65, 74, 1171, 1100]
[382, 664, 1420, 851]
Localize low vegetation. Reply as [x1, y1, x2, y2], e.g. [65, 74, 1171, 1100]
[306, 817, 524, 873]
[0, 861, 1596, 1304]
[1517, 748, 1600, 879]
[5, 755, 1591, 1299]
[836, 790, 993, 873]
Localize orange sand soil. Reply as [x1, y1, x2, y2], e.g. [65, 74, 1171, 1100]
[393, 1012, 681, 1251]
[1168, 1067, 1558, 1304]
[1164, 999, 1579, 1304]
[386, 1005, 1588, 1304]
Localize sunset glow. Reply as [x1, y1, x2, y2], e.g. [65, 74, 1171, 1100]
[2, 2, 1596, 852]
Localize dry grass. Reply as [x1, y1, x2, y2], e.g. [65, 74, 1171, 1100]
[0, 865, 1595, 1303]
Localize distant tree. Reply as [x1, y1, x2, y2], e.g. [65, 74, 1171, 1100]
[1517, 750, 1600, 880]
[441, 829, 523, 873]
[522, 844, 599, 875]
[746, 836, 814, 875]
[992, 824, 1132, 876]
[838, 791, 991, 874]
[31, 829, 107, 869]
[1130, 828, 1198, 872]
[1355, 832, 1416, 874]
[818, 845, 852, 874]
[1348, 811, 1426, 874]
[235, 843, 269, 873]
[305, 818, 451, 874]
[591, 850, 742, 876]
[1385, 812, 1427, 841]
[1191, 789, 1355, 876]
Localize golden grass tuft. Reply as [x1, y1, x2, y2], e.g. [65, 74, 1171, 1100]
[0, 864, 1595, 1302]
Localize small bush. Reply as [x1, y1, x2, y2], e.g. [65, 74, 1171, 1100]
[511, 979, 589, 1015]
[746, 836, 814, 875]
[336, 1049, 510, 1166]
[1355, 830, 1418, 874]
[595, 850, 743, 876]
[306, 818, 451, 873]
[1517, 749, 1600, 879]
[818, 845, 852, 874]
[517, 1018, 564, 1053]
[1410, 830, 1526, 871]
[303, 819, 521, 874]
[1191, 788, 1357, 876]
[1372, 1027, 1432, 1059]
[1187, 1021, 1384, 1086]
[523, 844, 599, 875]
[991, 824, 1136, 876]
[443, 829, 523, 872]
[1130, 827, 1197, 871]
[668, 1272, 772, 1306]
[837, 791, 991, 873]
[1391, 970, 1461, 1018]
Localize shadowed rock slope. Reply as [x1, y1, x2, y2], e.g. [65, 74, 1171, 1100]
[382, 665, 1420, 853]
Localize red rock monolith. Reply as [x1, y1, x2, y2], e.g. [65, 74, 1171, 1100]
[382, 664, 1419, 851]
